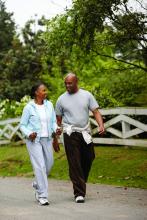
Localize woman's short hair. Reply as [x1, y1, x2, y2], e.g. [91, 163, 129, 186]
[30, 82, 45, 99]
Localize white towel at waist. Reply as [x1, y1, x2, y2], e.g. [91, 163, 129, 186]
[62, 122, 92, 144]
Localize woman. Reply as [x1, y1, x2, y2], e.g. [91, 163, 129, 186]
[20, 82, 59, 206]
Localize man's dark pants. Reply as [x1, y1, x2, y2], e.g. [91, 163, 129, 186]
[63, 132, 95, 198]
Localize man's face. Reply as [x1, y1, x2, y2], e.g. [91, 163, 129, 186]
[64, 76, 78, 94]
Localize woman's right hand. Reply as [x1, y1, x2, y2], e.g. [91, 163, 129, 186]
[29, 132, 37, 141]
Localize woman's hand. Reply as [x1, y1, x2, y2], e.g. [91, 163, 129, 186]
[29, 132, 37, 141]
[52, 137, 60, 152]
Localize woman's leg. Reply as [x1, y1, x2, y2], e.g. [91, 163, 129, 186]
[26, 139, 49, 198]
[40, 138, 54, 176]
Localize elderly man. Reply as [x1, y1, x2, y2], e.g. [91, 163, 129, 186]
[55, 73, 105, 203]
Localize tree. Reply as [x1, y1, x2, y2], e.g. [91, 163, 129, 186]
[0, 18, 45, 100]
[0, 0, 15, 52]
[69, 0, 147, 71]
[42, 4, 147, 107]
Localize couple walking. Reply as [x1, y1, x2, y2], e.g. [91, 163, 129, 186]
[20, 72, 105, 206]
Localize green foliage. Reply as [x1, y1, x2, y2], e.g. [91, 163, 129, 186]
[0, 0, 15, 51]
[0, 36, 42, 100]
[0, 96, 30, 119]
[0, 0, 147, 110]
[71, 0, 147, 70]
[105, 69, 147, 106]
[71, 0, 122, 50]
[41, 7, 147, 107]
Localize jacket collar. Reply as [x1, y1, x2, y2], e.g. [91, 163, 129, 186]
[29, 99, 48, 107]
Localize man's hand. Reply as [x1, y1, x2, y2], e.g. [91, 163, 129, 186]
[92, 109, 105, 135]
[52, 137, 60, 152]
[98, 125, 105, 135]
[56, 126, 62, 135]
[29, 132, 37, 141]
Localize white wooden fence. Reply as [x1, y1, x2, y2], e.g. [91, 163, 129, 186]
[91, 108, 147, 147]
[0, 118, 24, 145]
[0, 108, 147, 147]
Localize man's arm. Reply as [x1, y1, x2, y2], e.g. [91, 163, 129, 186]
[92, 109, 105, 135]
[56, 115, 63, 135]
[56, 115, 62, 126]
[51, 115, 62, 153]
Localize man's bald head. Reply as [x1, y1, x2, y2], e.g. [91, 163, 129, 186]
[64, 72, 78, 94]
[64, 73, 78, 82]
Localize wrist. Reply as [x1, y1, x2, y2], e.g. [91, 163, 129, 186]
[52, 132, 57, 138]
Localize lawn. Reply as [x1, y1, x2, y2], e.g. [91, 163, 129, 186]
[0, 144, 147, 188]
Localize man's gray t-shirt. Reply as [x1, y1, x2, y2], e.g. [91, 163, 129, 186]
[55, 89, 99, 128]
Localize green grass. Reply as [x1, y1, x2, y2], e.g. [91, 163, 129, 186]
[0, 144, 147, 188]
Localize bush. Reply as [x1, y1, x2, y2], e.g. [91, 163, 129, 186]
[0, 96, 30, 119]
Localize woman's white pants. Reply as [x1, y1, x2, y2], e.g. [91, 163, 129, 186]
[26, 137, 53, 198]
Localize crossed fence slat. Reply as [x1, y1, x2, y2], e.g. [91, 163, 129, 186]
[91, 108, 147, 147]
[0, 118, 24, 145]
[0, 108, 147, 147]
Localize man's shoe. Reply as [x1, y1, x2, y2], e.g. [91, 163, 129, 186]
[75, 196, 85, 203]
[38, 198, 49, 206]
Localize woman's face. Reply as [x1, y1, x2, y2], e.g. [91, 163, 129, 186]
[35, 84, 48, 100]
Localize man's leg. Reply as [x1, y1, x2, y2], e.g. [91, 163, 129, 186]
[81, 141, 95, 182]
[63, 132, 86, 198]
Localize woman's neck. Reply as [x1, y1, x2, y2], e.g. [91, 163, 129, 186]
[34, 98, 43, 105]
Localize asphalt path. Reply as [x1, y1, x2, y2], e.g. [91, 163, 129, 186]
[0, 177, 147, 220]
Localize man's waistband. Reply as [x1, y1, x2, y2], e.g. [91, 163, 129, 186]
[62, 122, 92, 144]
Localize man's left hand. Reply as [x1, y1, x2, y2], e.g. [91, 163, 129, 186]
[98, 126, 105, 135]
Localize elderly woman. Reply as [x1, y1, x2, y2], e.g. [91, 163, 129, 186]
[20, 82, 59, 206]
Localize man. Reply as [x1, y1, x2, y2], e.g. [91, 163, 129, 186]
[55, 73, 105, 203]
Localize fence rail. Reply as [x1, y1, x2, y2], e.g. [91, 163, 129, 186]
[0, 108, 147, 147]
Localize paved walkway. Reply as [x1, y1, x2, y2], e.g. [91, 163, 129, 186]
[0, 177, 147, 220]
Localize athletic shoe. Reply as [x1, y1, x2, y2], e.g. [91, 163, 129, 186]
[32, 182, 49, 205]
[38, 198, 49, 206]
[75, 196, 85, 203]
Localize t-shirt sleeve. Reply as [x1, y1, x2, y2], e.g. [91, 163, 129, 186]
[55, 98, 63, 116]
[88, 92, 99, 111]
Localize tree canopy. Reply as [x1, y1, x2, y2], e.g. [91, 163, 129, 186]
[70, 0, 147, 71]
[0, 0, 15, 51]
[0, 0, 147, 107]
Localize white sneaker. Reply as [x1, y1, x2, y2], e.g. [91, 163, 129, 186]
[38, 198, 49, 206]
[32, 182, 49, 205]
[75, 196, 85, 203]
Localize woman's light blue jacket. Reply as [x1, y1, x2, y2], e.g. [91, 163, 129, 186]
[20, 99, 57, 142]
